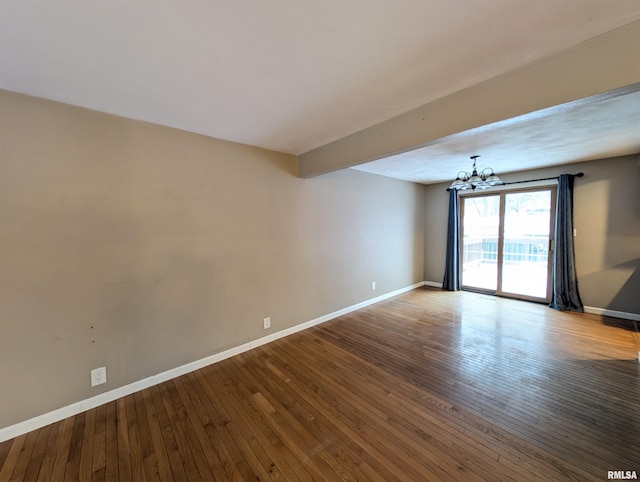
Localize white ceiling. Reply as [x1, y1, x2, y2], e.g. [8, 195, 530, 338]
[2, 1, 640, 181]
[352, 85, 640, 184]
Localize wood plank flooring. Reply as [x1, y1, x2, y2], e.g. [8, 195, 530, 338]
[1, 287, 639, 481]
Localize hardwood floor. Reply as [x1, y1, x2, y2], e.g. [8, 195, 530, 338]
[1, 287, 639, 481]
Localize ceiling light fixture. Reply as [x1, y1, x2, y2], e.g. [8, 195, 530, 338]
[450, 155, 503, 191]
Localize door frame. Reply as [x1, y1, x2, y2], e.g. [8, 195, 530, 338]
[459, 185, 557, 303]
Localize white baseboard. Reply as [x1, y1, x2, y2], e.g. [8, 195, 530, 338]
[423, 281, 443, 288]
[423, 283, 638, 322]
[0, 281, 425, 443]
[584, 306, 640, 322]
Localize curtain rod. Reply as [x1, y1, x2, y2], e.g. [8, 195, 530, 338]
[445, 172, 584, 191]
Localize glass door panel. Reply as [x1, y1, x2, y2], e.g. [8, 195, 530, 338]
[461, 195, 500, 291]
[501, 190, 552, 299]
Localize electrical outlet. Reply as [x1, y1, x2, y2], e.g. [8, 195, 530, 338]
[371, 281, 376, 290]
[91, 367, 107, 387]
[263, 317, 271, 330]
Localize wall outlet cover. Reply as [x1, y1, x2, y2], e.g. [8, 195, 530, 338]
[91, 367, 107, 387]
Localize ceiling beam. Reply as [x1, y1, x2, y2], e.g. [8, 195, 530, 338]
[297, 21, 640, 178]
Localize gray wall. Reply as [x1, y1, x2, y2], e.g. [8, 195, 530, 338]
[0, 90, 425, 429]
[424, 155, 640, 315]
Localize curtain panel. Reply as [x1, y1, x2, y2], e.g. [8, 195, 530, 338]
[550, 174, 584, 311]
[443, 189, 460, 291]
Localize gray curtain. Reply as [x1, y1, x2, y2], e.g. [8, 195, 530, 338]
[550, 174, 584, 311]
[443, 189, 460, 291]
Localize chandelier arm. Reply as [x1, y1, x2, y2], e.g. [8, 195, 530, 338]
[480, 167, 494, 181]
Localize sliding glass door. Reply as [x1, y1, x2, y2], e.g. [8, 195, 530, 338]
[461, 187, 556, 302]
[460, 195, 500, 291]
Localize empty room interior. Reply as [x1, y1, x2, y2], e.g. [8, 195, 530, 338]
[1, 2, 640, 481]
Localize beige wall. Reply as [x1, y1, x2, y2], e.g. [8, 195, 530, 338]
[3, 86, 636, 431]
[424, 155, 640, 315]
[0, 90, 425, 429]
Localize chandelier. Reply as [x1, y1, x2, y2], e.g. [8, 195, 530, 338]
[449, 155, 503, 191]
